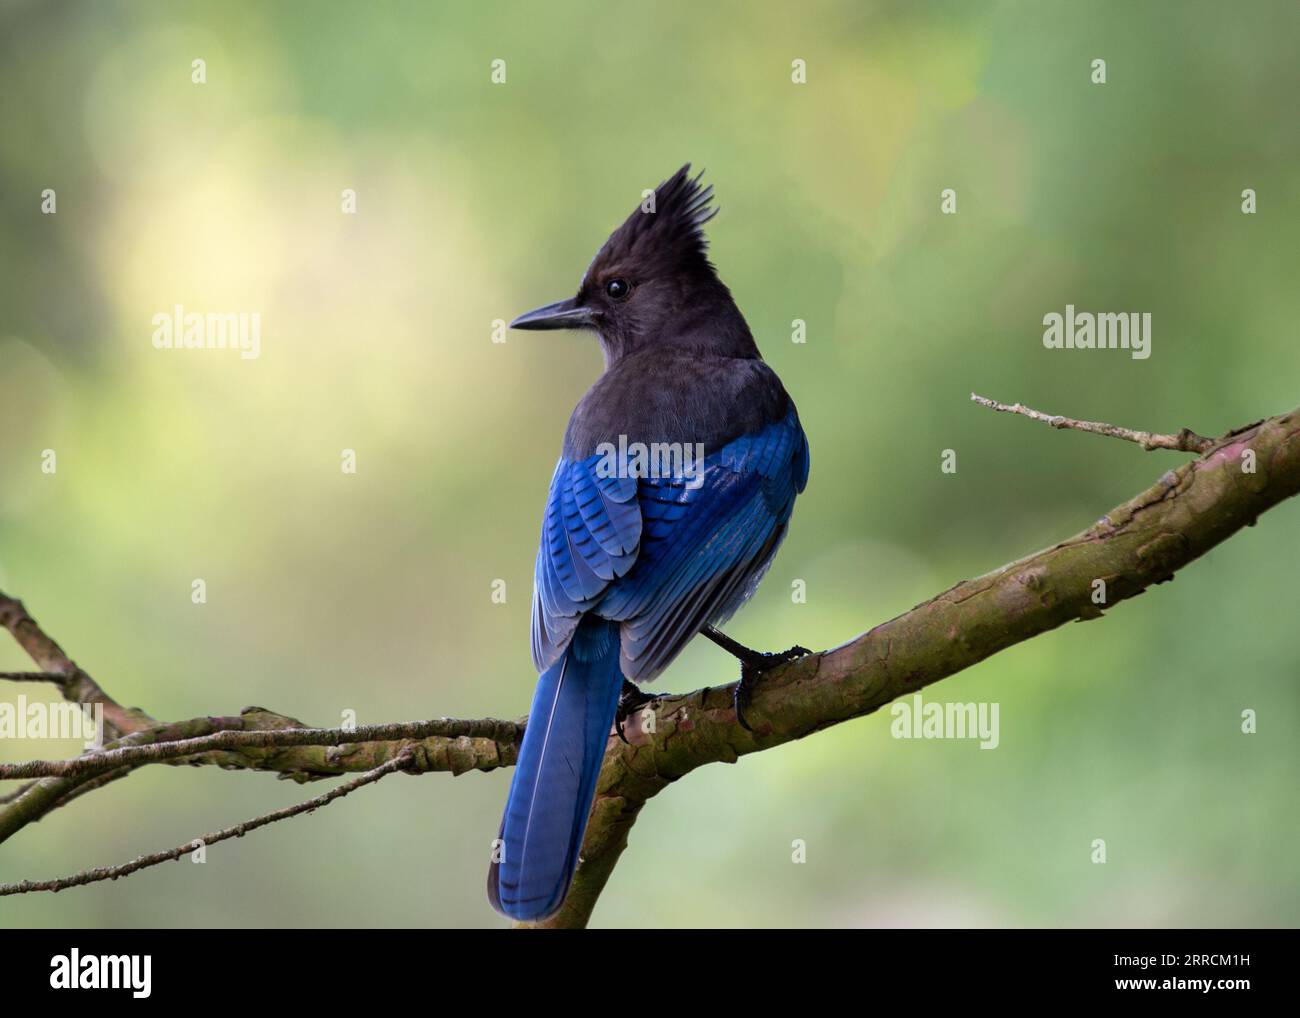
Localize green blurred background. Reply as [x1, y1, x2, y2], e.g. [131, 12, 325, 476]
[2, 0, 1297, 928]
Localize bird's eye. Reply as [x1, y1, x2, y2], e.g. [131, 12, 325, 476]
[605, 278, 631, 301]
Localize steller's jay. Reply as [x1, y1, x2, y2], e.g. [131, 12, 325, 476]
[488, 165, 810, 921]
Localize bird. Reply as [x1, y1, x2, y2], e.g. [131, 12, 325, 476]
[487, 164, 810, 922]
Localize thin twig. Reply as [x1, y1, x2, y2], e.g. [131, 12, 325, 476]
[0, 749, 416, 896]
[970, 393, 1215, 453]
[0, 716, 521, 782]
[0, 593, 152, 738]
[0, 671, 68, 683]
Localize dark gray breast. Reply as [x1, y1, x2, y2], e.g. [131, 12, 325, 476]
[562, 350, 793, 459]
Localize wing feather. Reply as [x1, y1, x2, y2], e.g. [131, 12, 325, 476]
[531, 408, 808, 678]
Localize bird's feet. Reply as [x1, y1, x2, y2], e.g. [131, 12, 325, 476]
[732, 645, 810, 732]
[699, 626, 811, 730]
[614, 679, 662, 744]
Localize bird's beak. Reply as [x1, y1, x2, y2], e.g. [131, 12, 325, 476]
[509, 296, 596, 331]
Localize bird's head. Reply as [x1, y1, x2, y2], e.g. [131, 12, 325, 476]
[510, 164, 756, 363]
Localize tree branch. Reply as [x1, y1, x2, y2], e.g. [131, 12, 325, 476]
[2, 401, 1298, 927]
[0, 706, 521, 844]
[0, 594, 154, 738]
[0, 716, 523, 782]
[521, 401, 1300, 927]
[0, 750, 417, 896]
[970, 392, 1217, 453]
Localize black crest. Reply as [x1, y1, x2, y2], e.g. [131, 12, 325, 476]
[586, 165, 719, 283]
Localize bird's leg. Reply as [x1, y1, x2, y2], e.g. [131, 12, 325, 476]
[700, 625, 810, 732]
[614, 679, 662, 744]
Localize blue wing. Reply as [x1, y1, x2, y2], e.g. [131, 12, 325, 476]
[532, 407, 809, 681]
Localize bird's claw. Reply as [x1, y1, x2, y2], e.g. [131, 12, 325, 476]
[733, 645, 811, 732]
[614, 679, 661, 744]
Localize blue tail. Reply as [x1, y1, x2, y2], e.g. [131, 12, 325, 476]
[488, 617, 624, 921]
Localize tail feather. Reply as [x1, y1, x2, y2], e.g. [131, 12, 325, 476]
[488, 618, 623, 920]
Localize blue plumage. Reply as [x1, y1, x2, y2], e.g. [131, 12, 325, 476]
[488, 617, 623, 919]
[488, 165, 809, 921]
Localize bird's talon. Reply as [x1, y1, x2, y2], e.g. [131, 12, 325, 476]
[731, 644, 810, 732]
[733, 680, 755, 732]
[614, 679, 659, 742]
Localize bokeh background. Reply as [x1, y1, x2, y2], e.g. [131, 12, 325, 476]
[2, 0, 1297, 928]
